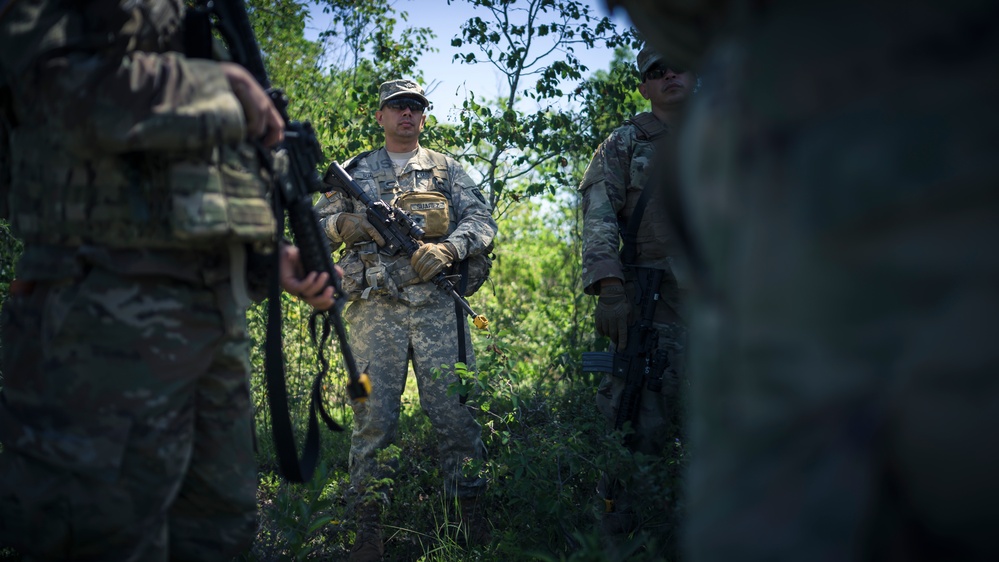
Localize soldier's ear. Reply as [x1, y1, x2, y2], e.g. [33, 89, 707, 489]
[693, 75, 702, 94]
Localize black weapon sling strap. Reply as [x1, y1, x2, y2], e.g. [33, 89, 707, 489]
[188, 3, 344, 485]
[263, 166, 345, 485]
[424, 152, 475, 406]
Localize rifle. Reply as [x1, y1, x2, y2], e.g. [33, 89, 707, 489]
[583, 266, 669, 442]
[582, 267, 670, 514]
[323, 161, 489, 331]
[187, 0, 369, 483]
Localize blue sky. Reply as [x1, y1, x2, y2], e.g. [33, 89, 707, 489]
[304, 0, 633, 123]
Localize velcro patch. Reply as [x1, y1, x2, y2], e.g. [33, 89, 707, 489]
[410, 202, 447, 211]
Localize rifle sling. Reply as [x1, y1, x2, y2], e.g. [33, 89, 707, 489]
[264, 181, 342, 485]
[456, 259, 469, 405]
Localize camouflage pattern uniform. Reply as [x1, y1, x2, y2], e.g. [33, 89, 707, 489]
[315, 145, 496, 501]
[0, 1, 275, 559]
[579, 108, 687, 534]
[609, 0, 999, 559]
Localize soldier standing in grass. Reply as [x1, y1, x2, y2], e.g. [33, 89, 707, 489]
[0, 0, 337, 560]
[579, 44, 696, 550]
[315, 79, 497, 561]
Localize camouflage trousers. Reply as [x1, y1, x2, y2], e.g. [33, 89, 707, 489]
[0, 258, 257, 561]
[343, 288, 486, 502]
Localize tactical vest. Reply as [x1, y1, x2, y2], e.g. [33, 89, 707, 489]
[338, 148, 491, 301]
[365, 148, 458, 239]
[6, 128, 276, 249]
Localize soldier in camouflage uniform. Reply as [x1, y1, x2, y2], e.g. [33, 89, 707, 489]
[607, 0, 999, 560]
[314, 79, 497, 561]
[578, 45, 694, 544]
[0, 1, 337, 560]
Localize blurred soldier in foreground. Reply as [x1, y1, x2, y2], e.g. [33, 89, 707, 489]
[315, 79, 497, 561]
[0, 1, 336, 559]
[579, 44, 694, 549]
[606, 0, 999, 560]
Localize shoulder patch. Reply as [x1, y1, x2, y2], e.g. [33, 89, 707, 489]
[469, 188, 487, 205]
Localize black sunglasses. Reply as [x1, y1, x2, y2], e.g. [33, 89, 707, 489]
[643, 65, 686, 81]
[383, 98, 427, 112]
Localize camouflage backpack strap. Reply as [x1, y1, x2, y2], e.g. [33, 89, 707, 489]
[625, 111, 670, 142]
[341, 149, 374, 174]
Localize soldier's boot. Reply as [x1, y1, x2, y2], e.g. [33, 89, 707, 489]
[458, 495, 492, 546]
[349, 503, 384, 562]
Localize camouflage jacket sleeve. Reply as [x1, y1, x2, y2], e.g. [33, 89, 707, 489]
[313, 152, 377, 251]
[0, 0, 246, 157]
[443, 155, 497, 261]
[313, 188, 355, 252]
[579, 126, 634, 295]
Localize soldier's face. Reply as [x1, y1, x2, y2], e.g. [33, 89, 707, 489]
[376, 98, 427, 141]
[639, 65, 696, 107]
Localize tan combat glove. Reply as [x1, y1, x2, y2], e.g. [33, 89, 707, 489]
[411, 241, 457, 282]
[334, 212, 386, 247]
[595, 283, 631, 349]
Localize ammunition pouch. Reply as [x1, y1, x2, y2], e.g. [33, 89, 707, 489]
[395, 190, 450, 239]
[338, 246, 422, 301]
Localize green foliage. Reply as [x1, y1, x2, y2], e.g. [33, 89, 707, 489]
[248, 0, 436, 161]
[442, 0, 640, 210]
[240, 462, 352, 560]
[0, 2, 685, 561]
[243, 196, 685, 561]
[234, 0, 685, 561]
[575, 47, 648, 146]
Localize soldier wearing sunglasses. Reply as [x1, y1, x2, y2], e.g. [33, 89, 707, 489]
[578, 45, 696, 548]
[314, 79, 497, 561]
